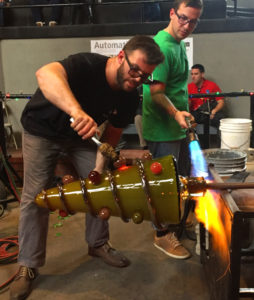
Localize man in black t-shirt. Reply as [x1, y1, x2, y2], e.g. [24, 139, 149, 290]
[10, 35, 165, 300]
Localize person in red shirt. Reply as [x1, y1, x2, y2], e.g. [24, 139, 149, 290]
[188, 64, 225, 127]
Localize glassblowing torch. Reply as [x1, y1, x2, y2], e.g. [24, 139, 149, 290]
[186, 117, 199, 142]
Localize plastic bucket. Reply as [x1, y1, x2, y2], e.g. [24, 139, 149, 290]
[219, 118, 252, 150]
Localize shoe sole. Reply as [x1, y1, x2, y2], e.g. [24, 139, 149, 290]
[153, 243, 191, 259]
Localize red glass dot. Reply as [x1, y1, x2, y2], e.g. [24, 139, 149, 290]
[98, 207, 111, 220]
[62, 174, 75, 184]
[150, 162, 162, 175]
[88, 170, 101, 185]
[59, 210, 68, 217]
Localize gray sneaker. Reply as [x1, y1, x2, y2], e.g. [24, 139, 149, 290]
[10, 266, 38, 300]
[154, 232, 191, 259]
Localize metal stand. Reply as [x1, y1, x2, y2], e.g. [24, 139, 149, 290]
[189, 91, 254, 149]
[200, 166, 254, 300]
[200, 110, 211, 149]
[195, 98, 212, 149]
[2, 98, 18, 150]
[250, 94, 254, 148]
[0, 94, 6, 156]
[0, 93, 22, 215]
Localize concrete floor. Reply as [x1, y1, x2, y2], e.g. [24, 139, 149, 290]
[1, 140, 254, 300]
[0, 201, 209, 300]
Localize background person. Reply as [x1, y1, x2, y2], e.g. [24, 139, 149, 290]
[30, 0, 63, 26]
[142, 0, 203, 260]
[188, 63, 225, 128]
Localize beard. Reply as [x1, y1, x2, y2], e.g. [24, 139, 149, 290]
[116, 63, 126, 90]
[116, 64, 139, 92]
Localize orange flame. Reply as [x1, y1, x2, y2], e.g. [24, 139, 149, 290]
[195, 190, 230, 264]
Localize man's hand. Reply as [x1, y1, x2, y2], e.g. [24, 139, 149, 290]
[210, 99, 224, 120]
[174, 111, 193, 129]
[210, 109, 216, 119]
[70, 110, 98, 140]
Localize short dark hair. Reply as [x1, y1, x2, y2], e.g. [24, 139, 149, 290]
[123, 35, 164, 66]
[192, 64, 205, 73]
[173, 0, 203, 11]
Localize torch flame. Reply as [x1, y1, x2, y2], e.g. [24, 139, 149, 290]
[195, 190, 230, 264]
[189, 140, 208, 178]
[188, 137, 230, 272]
[189, 141, 230, 264]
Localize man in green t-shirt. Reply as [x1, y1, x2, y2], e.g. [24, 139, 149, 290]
[143, 0, 203, 259]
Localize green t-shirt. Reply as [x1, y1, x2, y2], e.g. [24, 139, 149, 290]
[143, 30, 189, 141]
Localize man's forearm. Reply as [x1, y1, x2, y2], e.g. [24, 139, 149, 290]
[37, 62, 98, 140]
[36, 62, 82, 117]
[151, 90, 191, 129]
[151, 91, 178, 117]
[212, 99, 224, 114]
[94, 149, 108, 174]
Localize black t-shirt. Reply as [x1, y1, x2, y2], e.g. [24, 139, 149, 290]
[21, 53, 139, 140]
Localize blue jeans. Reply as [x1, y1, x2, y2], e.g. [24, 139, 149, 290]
[146, 139, 190, 176]
[18, 131, 109, 268]
[146, 140, 182, 161]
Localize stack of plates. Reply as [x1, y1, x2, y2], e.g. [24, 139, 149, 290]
[203, 148, 247, 175]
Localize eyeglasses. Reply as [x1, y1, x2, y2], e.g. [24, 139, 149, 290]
[174, 10, 199, 26]
[124, 51, 153, 84]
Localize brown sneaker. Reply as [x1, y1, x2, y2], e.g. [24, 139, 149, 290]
[154, 232, 191, 259]
[88, 242, 130, 268]
[10, 266, 38, 300]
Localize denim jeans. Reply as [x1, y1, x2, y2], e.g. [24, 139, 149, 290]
[146, 140, 182, 161]
[18, 131, 109, 268]
[146, 139, 186, 233]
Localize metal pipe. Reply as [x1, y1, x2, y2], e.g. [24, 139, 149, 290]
[206, 181, 254, 190]
[70, 117, 117, 161]
[91, 136, 102, 147]
[189, 91, 254, 98]
[183, 176, 254, 194]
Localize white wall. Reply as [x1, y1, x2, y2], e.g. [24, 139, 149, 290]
[191, 32, 254, 118]
[227, 0, 254, 8]
[1, 31, 254, 146]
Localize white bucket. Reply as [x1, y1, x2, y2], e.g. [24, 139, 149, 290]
[219, 118, 252, 150]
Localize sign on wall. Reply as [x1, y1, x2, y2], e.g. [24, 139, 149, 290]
[184, 37, 193, 69]
[91, 37, 193, 69]
[91, 39, 128, 57]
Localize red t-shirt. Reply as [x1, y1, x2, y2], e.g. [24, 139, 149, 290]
[188, 79, 223, 111]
